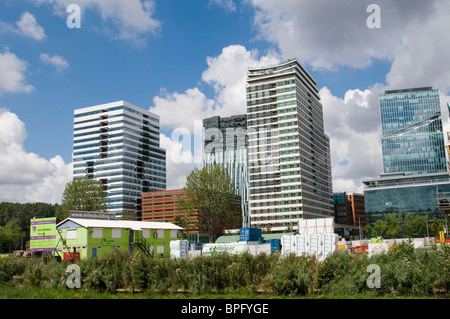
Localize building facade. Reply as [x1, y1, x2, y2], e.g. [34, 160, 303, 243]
[203, 114, 249, 227]
[142, 189, 242, 243]
[56, 217, 183, 259]
[73, 101, 166, 219]
[246, 59, 334, 232]
[363, 173, 450, 225]
[364, 87, 450, 224]
[379, 87, 446, 175]
[333, 192, 366, 228]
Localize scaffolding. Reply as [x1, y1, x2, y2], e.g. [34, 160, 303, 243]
[436, 188, 450, 236]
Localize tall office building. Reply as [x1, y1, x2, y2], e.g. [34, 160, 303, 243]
[203, 114, 249, 227]
[380, 87, 447, 175]
[364, 87, 450, 224]
[246, 59, 334, 232]
[73, 101, 166, 219]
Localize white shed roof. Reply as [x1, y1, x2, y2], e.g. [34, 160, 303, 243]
[57, 218, 183, 231]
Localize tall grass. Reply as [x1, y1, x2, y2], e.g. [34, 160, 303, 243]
[0, 243, 449, 297]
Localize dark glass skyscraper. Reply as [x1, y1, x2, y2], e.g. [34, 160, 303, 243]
[203, 115, 249, 227]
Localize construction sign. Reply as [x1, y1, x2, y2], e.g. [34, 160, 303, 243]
[30, 217, 57, 252]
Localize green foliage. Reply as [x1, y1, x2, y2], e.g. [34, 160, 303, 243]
[369, 241, 450, 295]
[0, 202, 58, 253]
[0, 256, 27, 285]
[58, 178, 107, 221]
[317, 251, 371, 295]
[0, 245, 449, 297]
[403, 214, 426, 237]
[365, 213, 447, 239]
[180, 166, 239, 242]
[82, 250, 133, 293]
[264, 254, 316, 295]
[0, 219, 23, 252]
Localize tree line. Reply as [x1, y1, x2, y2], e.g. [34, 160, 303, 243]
[0, 177, 108, 253]
[364, 212, 446, 239]
[1, 171, 448, 253]
[0, 202, 59, 253]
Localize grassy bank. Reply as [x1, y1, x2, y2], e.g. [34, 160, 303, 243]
[0, 241, 449, 298]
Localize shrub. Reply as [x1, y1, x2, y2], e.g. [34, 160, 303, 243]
[1, 243, 448, 297]
[265, 254, 317, 295]
[0, 256, 27, 285]
[82, 250, 132, 293]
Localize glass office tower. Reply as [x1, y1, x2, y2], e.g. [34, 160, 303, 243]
[203, 114, 249, 227]
[364, 87, 450, 225]
[73, 101, 166, 219]
[246, 59, 334, 232]
[380, 87, 446, 175]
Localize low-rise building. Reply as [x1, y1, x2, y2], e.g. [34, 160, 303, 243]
[142, 189, 242, 243]
[55, 217, 183, 259]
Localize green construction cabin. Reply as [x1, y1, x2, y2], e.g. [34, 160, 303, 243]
[55, 218, 184, 259]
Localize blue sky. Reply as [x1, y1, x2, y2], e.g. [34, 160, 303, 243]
[0, 0, 449, 203]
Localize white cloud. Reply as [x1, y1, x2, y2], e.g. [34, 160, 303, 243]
[40, 53, 69, 71]
[386, 0, 450, 93]
[0, 51, 33, 94]
[151, 88, 215, 132]
[320, 86, 384, 194]
[0, 109, 72, 204]
[247, 0, 450, 194]
[35, 0, 160, 44]
[150, 45, 280, 133]
[150, 45, 279, 188]
[16, 11, 45, 40]
[208, 0, 236, 13]
[0, 12, 45, 40]
[160, 133, 201, 190]
[250, 0, 442, 71]
[202, 45, 280, 116]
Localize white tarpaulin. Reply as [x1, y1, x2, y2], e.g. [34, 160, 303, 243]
[201, 242, 271, 256]
[170, 240, 188, 259]
[281, 233, 339, 261]
[368, 243, 389, 257]
[298, 218, 335, 235]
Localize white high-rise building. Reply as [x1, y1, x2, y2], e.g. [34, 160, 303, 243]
[73, 101, 166, 218]
[246, 59, 333, 232]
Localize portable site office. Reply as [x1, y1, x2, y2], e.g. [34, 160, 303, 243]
[56, 218, 184, 259]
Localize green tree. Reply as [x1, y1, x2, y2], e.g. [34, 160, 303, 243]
[403, 214, 427, 238]
[373, 219, 388, 237]
[364, 224, 375, 238]
[384, 213, 401, 238]
[366, 213, 401, 239]
[0, 219, 22, 252]
[0, 202, 57, 251]
[57, 178, 107, 221]
[430, 217, 445, 237]
[180, 165, 240, 243]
